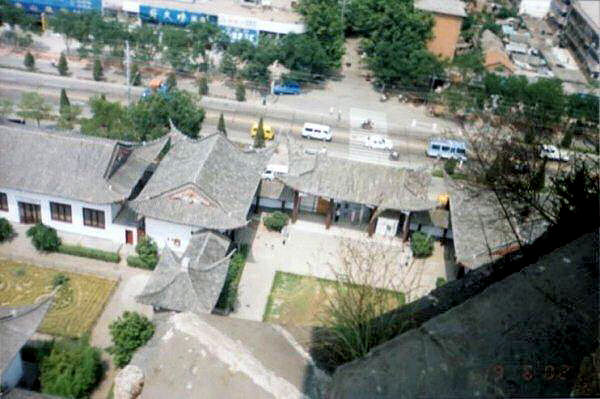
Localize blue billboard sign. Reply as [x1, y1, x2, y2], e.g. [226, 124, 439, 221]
[11, 0, 101, 13]
[139, 5, 217, 26]
[220, 26, 258, 44]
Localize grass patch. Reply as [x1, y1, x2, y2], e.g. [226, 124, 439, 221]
[431, 169, 444, 178]
[58, 244, 120, 263]
[0, 260, 117, 337]
[263, 271, 405, 326]
[431, 168, 469, 180]
[126, 255, 153, 270]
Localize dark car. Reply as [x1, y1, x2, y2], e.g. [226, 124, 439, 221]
[273, 81, 301, 95]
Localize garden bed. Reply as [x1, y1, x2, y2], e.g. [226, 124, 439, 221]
[58, 244, 120, 263]
[263, 272, 405, 326]
[0, 260, 117, 337]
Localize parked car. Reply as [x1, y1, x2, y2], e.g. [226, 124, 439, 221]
[364, 135, 393, 151]
[261, 169, 276, 181]
[273, 81, 301, 95]
[301, 123, 332, 141]
[540, 144, 569, 162]
[250, 122, 275, 140]
[426, 139, 467, 161]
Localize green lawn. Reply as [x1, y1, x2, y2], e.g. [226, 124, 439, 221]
[263, 272, 405, 326]
[0, 260, 116, 337]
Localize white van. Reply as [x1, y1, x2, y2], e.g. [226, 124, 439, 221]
[301, 123, 332, 141]
[427, 139, 467, 161]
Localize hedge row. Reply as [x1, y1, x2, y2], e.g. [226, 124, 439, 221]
[58, 244, 120, 263]
[215, 244, 249, 312]
[126, 255, 153, 270]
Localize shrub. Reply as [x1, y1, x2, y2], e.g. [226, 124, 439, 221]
[411, 231, 434, 258]
[92, 58, 103, 81]
[215, 244, 248, 311]
[0, 217, 14, 242]
[40, 337, 103, 398]
[198, 76, 209, 96]
[431, 169, 444, 178]
[134, 236, 158, 269]
[235, 81, 246, 102]
[166, 72, 177, 89]
[27, 223, 61, 252]
[436, 277, 446, 288]
[58, 244, 120, 263]
[52, 273, 69, 288]
[108, 311, 155, 367]
[263, 211, 289, 232]
[58, 53, 69, 76]
[126, 255, 152, 270]
[444, 159, 457, 175]
[24, 51, 35, 71]
[561, 129, 573, 148]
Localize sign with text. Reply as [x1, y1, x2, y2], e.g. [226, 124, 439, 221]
[11, 0, 101, 13]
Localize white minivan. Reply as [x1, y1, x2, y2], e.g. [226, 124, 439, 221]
[301, 123, 332, 141]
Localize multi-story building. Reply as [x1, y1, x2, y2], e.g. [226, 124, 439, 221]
[563, 0, 599, 80]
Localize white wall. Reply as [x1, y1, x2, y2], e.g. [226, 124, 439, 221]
[258, 197, 293, 210]
[519, 0, 551, 18]
[376, 216, 400, 237]
[0, 187, 129, 244]
[145, 217, 195, 254]
[1, 352, 23, 391]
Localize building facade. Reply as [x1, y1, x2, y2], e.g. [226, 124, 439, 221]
[564, 0, 599, 80]
[415, 0, 467, 60]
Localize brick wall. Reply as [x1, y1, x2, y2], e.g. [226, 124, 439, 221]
[427, 14, 463, 60]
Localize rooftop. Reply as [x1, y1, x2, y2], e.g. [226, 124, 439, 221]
[136, 232, 232, 314]
[0, 123, 166, 204]
[415, 0, 467, 17]
[132, 131, 272, 230]
[0, 298, 53, 378]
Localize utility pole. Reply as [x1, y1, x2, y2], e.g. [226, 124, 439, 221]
[125, 40, 131, 105]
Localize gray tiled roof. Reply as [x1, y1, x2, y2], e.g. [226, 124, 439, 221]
[449, 184, 548, 269]
[481, 29, 505, 51]
[258, 180, 294, 202]
[0, 298, 53, 375]
[1, 388, 62, 399]
[415, 0, 467, 17]
[132, 133, 271, 229]
[136, 232, 232, 314]
[0, 123, 167, 204]
[279, 141, 436, 212]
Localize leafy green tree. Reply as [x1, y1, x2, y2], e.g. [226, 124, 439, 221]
[108, 311, 155, 367]
[134, 236, 158, 269]
[18, 92, 51, 126]
[24, 51, 34, 71]
[57, 52, 69, 76]
[263, 211, 288, 231]
[167, 90, 204, 138]
[410, 231, 434, 258]
[298, 0, 345, 70]
[561, 129, 573, 148]
[58, 104, 82, 130]
[92, 58, 103, 81]
[278, 33, 330, 78]
[236, 81, 246, 102]
[217, 112, 226, 136]
[81, 95, 134, 140]
[254, 117, 265, 148]
[59, 88, 70, 113]
[40, 337, 102, 398]
[26, 223, 61, 251]
[197, 76, 209, 96]
[130, 24, 161, 63]
[188, 21, 228, 61]
[0, 218, 14, 242]
[241, 62, 270, 87]
[220, 52, 237, 79]
[127, 95, 170, 140]
[0, 98, 13, 120]
[16, 32, 33, 48]
[161, 26, 192, 71]
[0, 0, 27, 29]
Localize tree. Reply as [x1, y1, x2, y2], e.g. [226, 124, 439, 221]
[263, 211, 288, 231]
[197, 76, 209, 96]
[219, 52, 237, 79]
[254, 117, 265, 148]
[410, 231, 434, 258]
[40, 337, 102, 398]
[0, 218, 14, 242]
[57, 52, 69, 76]
[217, 112, 226, 136]
[58, 104, 82, 130]
[130, 63, 141, 86]
[24, 51, 34, 71]
[108, 311, 155, 367]
[92, 58, 103, 81]
[161, 26, 192, 71]
[134, 236, 158, 269]
[444, 159, 457, 175]
[59, 88, 70, 114]
[81, 95, 134, 140]
[130, 24, 161, 63]
[236, 81, 246, 102]
[18, 92, 51, 126]
[0, 99, 13, 120]
[26, 223, 61, 251]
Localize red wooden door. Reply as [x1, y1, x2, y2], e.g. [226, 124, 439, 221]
[125, 230, 134, 245]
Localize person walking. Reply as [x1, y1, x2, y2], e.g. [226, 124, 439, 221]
[281, 224, 289, 245]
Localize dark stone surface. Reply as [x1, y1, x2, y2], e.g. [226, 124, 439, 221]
[328, 233, 599, 399]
